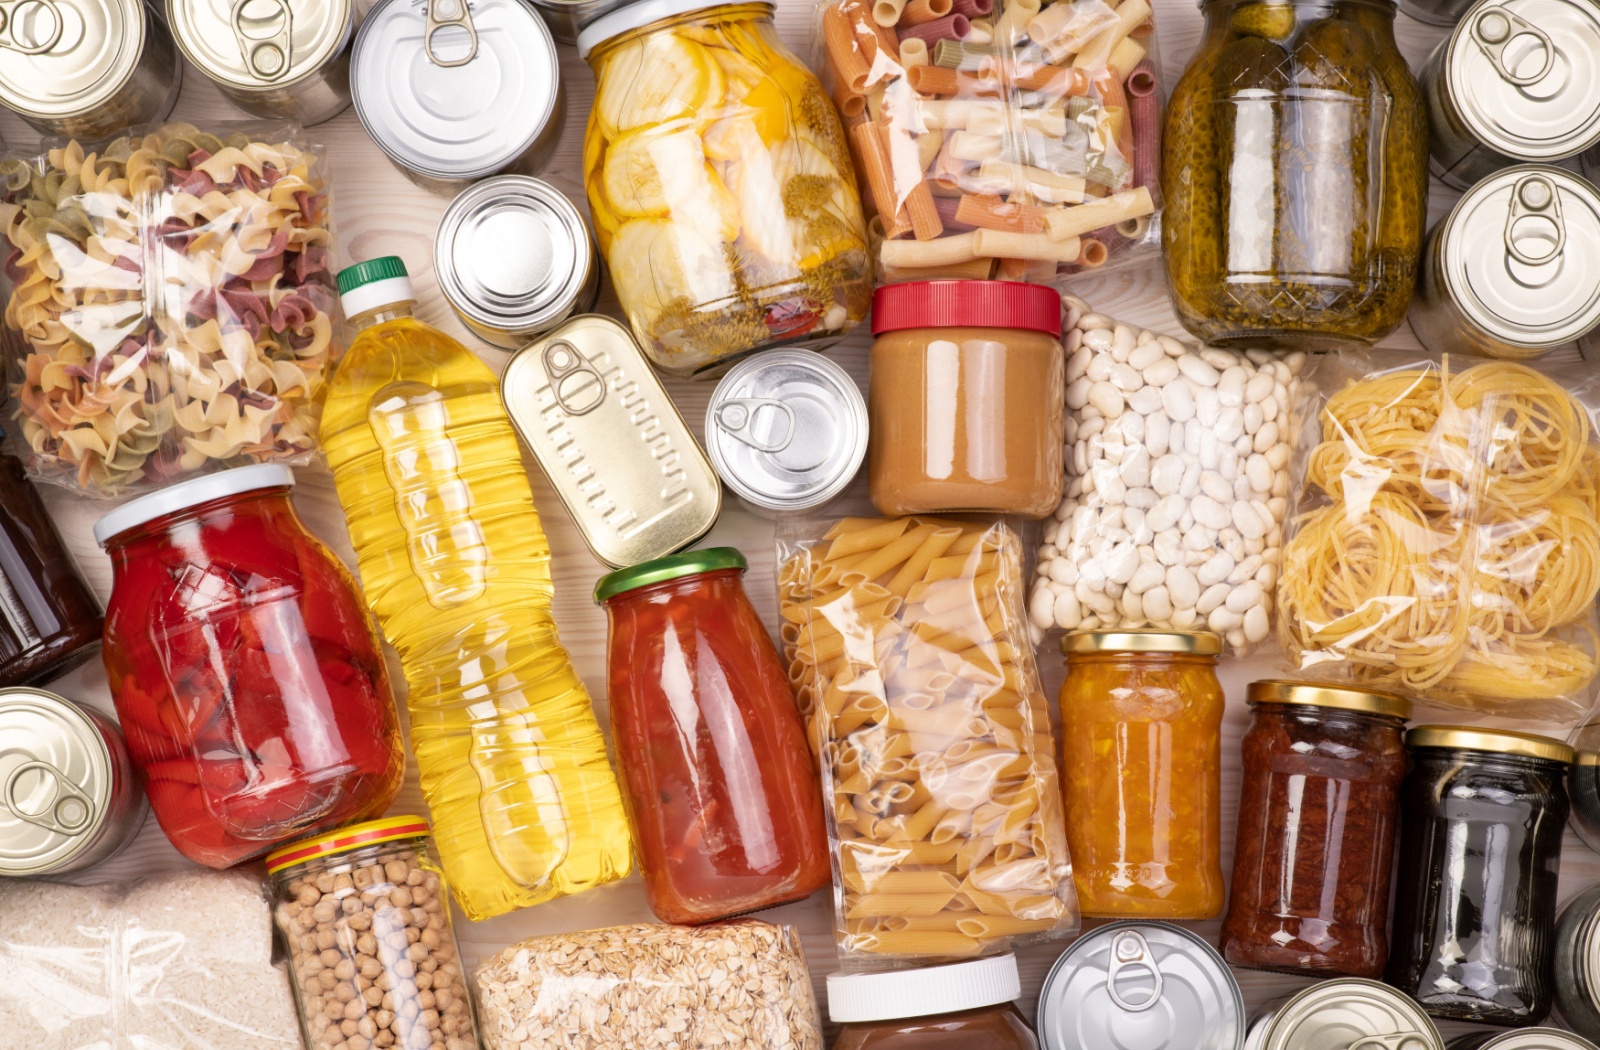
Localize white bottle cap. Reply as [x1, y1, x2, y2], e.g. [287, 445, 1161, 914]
[826, 954, 1022, 1023]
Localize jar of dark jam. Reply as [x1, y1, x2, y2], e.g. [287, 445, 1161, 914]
[1221, 681, 1410, 978]
[1386, 726, 1572, 1027]
[827, 954, 1038, 1050]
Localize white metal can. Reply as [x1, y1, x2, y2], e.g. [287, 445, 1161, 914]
[167, 0, 354, 124]
[1244, 979, 1444, 1050]
[1449, 1032, 1600, 1050]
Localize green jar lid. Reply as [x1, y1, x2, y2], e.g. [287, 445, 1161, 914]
[594, 547, 747, 603]
[337, 256, 409, 294]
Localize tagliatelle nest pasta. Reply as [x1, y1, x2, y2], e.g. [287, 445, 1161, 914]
[0, 123, 336, 495]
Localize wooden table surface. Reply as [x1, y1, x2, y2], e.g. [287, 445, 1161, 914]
[11, 0, 1599, 1043]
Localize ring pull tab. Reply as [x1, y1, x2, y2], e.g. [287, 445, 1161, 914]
[3, 759, 93, 837]
[1105, 930, 1163, 1013]
[542, 339, 606, 416]
[1504, 172, 1566, 267]
[715, 398, 796, 453]
[0, 0, 66, 55]
[231, 0, 293, 80]
[424, 0, 477, 67]
[1350, 1037, 1434, 1050]
[1472, 6, 1556, 88]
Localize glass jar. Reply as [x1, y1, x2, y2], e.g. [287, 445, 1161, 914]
[1220, 681, 1410, 978]
[1386, 726, 1572, 1027]
[596, 547, 831, 924]
[96, 465, 405, 868]
[827, 955, 1039, 1050]
[1162, 0, 1429, 350]
[577, 0, 872, 377]
[267, 816, 480, 1050]
[868, 281, 1065, 519]
[1567, 722, 1600, 856]
[1058, 630, 1226, 918]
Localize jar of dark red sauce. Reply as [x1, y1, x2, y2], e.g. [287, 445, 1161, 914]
[828, 954, 1039, 1050]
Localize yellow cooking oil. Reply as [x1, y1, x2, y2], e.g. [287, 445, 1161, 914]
[321, 257, 631, 920]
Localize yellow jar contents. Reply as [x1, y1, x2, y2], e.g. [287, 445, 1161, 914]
[1059, 638, 1226, 918]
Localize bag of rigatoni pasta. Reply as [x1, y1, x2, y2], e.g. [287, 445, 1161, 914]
[778, 515, 1078, 962]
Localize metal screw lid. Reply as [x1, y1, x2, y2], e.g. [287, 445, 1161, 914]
[0, 0, 148, 120]
[1408, 724, 1575, 764]
[1247, 680, 1412, 720]
[1061, 630, 1223, 655]
[594, 547, 747, 603]
[167, 0, 352, 88]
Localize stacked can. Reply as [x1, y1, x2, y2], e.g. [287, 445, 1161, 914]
[167, 0, 355, 123]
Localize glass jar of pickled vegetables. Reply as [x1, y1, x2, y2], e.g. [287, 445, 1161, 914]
[96, 465, 405, 868]
[1059, 630, 1226, 918]
[577, 0, 873, 377]
[1162, 0, 1429, 350]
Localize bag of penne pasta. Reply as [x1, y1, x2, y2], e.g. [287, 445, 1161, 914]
[813, 0, 1163, 284]
[778, 515, 1078, 961]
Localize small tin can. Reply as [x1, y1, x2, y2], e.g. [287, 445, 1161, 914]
[1450, 1033, 1600, 1050]
[1037, 921, 1245, 1050]
[0, 687, 146, 876]
[1411, 165, 1600, 360]
[1421, 0, 1600, 188]
[167, 0, 354, 124]
[500, 314, 721, 568]
[1244, 979, 1444, 1050]
[526, 0, 629, 44]
[705, 351, 867, 516]
[1554, 883, 1600, 1042]
[0, 0, 180, 138]
[436, 176, 601, 350]
[350, 0, 564, 196]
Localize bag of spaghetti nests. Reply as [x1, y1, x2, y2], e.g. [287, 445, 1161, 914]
[1279, 351, 1600, 723]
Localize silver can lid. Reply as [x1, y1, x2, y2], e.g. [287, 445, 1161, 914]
[436, 176, 593, 332]
[168, 0, 351, 88]
[1446, 0, 1600, 160]
[0, 0, 146, 120]
[0, 688, 113, 875]
[1248, 979, 1443, 1050]
[1449, 1032, 1600, 1050]
[1439, 164, 1600, 349]
[705, 351, 866, 512]
[351, 0, 559, 181]
[1037, 922, 1244, 1050]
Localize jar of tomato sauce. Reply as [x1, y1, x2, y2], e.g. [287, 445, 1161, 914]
[596, 547, 830, 924]
[95, 465, 405, 868]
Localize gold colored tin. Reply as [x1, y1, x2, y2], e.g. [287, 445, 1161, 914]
[501, 315, 721, 569]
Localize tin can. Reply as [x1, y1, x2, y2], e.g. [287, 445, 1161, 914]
[167, 0, 353, 124]
[526, 0, 628, 44]
[1554, 883, 1600, 1043]
[1244, 979, 1444, 1050]
[1450, 1033, 1600, 1050]
[0, 687, 146, 876]
[0, 0, 180, 138]
[350, 0, 564, 196]
[1411, 165, 1600, 360]
[500, 314, 721, 568]
[705, 351, 867, 517]
[1037, 921, 1245, 1050]
[436, 176, 601, 350]
[1421, 0, 1600, 188]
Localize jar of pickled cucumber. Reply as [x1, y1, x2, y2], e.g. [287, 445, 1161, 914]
[577, 0, 873, 377]
[1161, 0, 1429, 351]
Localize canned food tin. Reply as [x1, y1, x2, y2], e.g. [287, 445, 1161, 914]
[0, 0, 180, 138]
[525, 0, 630, 43]
[500, 314, 721, 568]
[0, 687, 146, 876]
[1450, 1033, 1600, 1050]
[167, 0, 354, 124]
[350, 0, 564, 196]
[1037, 921, 1245, 1050]
[1412, 165, 1600, 359]
[705, 351, 867, 516]
[1244, 979, 1444, 1050]
[436, 176, 601, 350]
[1422, 0, 1600, 188]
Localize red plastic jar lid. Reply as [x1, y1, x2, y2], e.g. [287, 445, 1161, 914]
[871, 281, 1062, 337]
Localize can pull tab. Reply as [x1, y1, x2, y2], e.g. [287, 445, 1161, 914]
[1504, 172, 1566, 267]
[542, 339, 606, 416]
[1105, 930, 1163, 1013]
[3, 759, 93, 837]
[0, 0, 65, 55]
[715, 398, 795, 453]
[1349, 1037, 1433, 1050]
[425, 0, 478, 67]
[1472, 6, 1556, 88]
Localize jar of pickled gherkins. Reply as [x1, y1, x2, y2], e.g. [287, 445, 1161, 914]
[577, 0, 873, 377]
[1162, 0, 1429, 350]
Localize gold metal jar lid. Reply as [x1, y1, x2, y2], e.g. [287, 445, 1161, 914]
[1248, 680, 1412, 721]
[1060, 630, 1222, 656]
[1408, 725, 1575, 764]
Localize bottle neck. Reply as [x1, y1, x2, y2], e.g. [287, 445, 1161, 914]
[347, 300, 416, 332]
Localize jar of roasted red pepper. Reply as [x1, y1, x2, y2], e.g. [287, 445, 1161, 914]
[95, 465, 405, 868]
[596, 547, 830, 924]
[1220, 681, 1411, 978]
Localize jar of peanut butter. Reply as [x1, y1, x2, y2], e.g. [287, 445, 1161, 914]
[827, 955, 1039, 1050]
[868, 281, 1064, 518]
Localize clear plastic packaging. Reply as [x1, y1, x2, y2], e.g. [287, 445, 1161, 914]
[0, 122, 337, 496]
[779, 515, 1077, 961]
[1279, 352, 1600, 722]
[815, 0, 1164, 284]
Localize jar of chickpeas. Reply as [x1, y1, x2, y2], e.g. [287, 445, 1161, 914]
[267, 816, 480, 1050]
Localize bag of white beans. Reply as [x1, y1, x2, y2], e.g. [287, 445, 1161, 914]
[1026, 299, 1307, 653]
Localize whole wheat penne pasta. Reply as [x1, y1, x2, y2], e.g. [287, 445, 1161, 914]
[991, 0, 1039, 43]
[1074, 0, 1150, 69]
[972, 228, 1081, 261]
[899, 0, 953, 23]
[823, 5, 873, 93]
[1044, 185, 1154, 240]
[879, 230, 981, 267]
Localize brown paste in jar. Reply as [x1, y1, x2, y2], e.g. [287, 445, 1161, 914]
[832, 1003, 1039, 1050]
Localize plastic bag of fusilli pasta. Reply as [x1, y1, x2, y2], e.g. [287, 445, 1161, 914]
[0, 121, 336, 496]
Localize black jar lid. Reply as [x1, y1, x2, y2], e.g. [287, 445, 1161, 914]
[1408, 725, 1575, 764]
